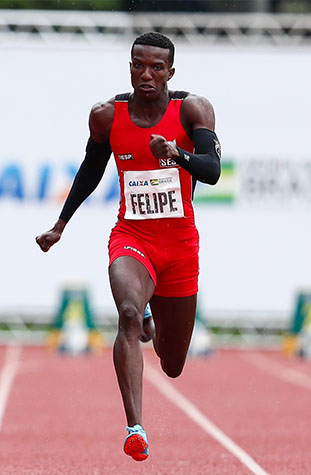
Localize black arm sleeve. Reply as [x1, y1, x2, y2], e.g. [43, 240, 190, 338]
[59, 138, 112, 223]
[175, 128, 221, 185]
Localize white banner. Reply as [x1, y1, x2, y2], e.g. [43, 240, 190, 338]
[1, 38, 311, 322]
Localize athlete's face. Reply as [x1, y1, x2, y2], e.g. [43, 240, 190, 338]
[130, 45, 175, 99]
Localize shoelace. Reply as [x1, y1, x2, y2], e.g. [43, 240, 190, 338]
[126, 424, 144, 434]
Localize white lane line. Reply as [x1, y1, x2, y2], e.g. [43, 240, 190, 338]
[144, 361, 269, 475]
[242, 353, 311, 391]
[0, 345, 21, 431]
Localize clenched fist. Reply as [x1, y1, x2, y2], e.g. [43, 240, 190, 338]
[149, 134, 179, 160]
[35, 219, 66, 252]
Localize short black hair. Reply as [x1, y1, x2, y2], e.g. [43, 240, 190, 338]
[131, 32, 175, 66]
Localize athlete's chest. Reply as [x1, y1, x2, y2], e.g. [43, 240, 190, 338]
[113, 128, 184, 172]
[110, 100, 190, 169]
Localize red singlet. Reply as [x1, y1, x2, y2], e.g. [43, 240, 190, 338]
[108, 93, 199, 297]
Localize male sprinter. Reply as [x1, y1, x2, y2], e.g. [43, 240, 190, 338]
[36, 32, 221, 461]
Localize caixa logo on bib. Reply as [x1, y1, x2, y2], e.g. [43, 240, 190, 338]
[128, 180, 149, 187]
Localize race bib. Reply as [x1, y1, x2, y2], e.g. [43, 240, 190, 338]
[124, 168, 184, 220]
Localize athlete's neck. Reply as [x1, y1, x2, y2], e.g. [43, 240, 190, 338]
[129, 91, 171, 128]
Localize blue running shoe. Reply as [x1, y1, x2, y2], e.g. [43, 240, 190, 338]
[124, 424, 149, 461]
[140, 304, 154, 343]
[144, 303, 152, 319]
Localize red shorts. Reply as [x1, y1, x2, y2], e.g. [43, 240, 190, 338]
[108, 221, 199, 297]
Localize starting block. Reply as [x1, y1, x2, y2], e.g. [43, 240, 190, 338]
[47, 284, 105, 355]
[282, 290, 311, 358]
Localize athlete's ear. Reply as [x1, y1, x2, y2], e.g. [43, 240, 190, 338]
[168, 67, 175, 81]
[129, 61, 132, 70]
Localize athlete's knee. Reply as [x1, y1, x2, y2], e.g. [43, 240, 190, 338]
[160, 357, 185, 378]
[118, 301, 142, 336]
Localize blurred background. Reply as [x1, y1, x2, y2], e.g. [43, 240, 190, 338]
[1, 0, 311, 354]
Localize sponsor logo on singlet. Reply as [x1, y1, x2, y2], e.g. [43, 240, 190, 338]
[124, 246, 145, 258]
[124, 169, 184, 220]
[118, 153, 133, 161]
[159, 158, 177, 167]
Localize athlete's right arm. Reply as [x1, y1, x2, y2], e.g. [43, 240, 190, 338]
[36, 100, 115, 252]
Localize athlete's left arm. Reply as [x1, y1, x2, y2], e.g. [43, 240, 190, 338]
[150, 96, 221, 185]
[176, 94, 221, 185]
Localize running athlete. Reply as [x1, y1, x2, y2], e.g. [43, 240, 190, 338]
[36, 32, 221, 461]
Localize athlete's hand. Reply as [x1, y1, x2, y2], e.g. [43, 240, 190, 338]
[35, 219, 66, 252]
[150, 134, 179, 160]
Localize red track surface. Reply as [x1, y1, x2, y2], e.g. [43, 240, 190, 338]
[0, 345, 310, 474]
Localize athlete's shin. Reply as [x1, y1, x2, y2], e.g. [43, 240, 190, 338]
[113, 329, 143, 427]
[113, 302, 145, 426]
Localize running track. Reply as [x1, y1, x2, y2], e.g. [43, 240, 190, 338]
[0, 345, 310, 474]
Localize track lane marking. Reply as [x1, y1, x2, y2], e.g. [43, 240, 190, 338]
[242, 353, 311, 391]
[144, 360, 269, 475]
[0, 345, 21, 431]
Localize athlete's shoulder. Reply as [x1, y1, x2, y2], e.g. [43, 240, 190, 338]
[90, 97, 115, 121]
[89, 97, 115, 140]
[180, 93, 215, 132]
[183, 93, 214, 112]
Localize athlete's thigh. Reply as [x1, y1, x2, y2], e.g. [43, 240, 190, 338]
[154, 229, 199, 298]
[150, 294, 197, 358]
[109, 256, 155, 313]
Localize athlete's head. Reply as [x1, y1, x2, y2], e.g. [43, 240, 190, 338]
[131, 32, 175, 67]
[130, 32, 175, 98]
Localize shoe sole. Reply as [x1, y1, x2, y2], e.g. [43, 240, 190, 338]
[124, 434, 148, 461]
[139, 333, 153, 343]
[140, 317, 155, 343]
